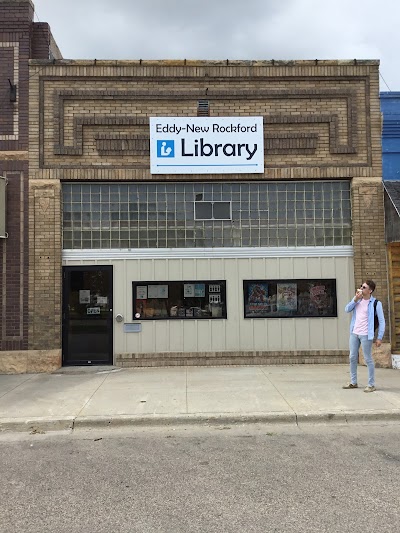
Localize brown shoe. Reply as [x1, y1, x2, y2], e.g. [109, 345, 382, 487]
[364, 386, 376, 393]
[342, 383, 358, 389]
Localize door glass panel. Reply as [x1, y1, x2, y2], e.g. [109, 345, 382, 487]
[63, 268, 112, 365]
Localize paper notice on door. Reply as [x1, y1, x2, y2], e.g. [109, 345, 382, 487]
[79, 290, 90, 304]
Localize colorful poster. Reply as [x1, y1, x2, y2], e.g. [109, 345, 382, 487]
[277, 283, 297, 312]
[247, 283, 269, 315]
[308, 283, 331, 314]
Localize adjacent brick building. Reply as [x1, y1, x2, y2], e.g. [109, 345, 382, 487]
[0, 0, 390, 372]
[0, 0, 61, 372]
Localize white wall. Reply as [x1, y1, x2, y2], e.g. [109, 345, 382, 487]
[63, 247, 354, 355]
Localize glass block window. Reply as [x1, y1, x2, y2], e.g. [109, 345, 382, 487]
[62, 181, 352, 249]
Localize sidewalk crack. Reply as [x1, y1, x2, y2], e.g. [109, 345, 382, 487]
[75, 373, 110, 418]
[0, 374, 35, 400]
[259, 367, 297, 415]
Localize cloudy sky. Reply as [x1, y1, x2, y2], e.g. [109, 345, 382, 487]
[33, 0, 398, 91]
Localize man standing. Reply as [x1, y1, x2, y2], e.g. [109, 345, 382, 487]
[343, 280, 385, 392]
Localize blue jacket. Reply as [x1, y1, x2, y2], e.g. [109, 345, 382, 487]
[345, 296, 385, 341]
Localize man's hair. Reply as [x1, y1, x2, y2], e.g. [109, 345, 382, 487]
[365, 279, 376, 292]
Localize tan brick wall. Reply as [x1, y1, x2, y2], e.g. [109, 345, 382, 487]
[28, 179, 61, 350]
[351, 177, 388, 342]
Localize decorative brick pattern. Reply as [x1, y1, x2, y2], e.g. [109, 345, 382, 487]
[0, 42, 19, 141]
[265, 133, 318, 154]
[43, 86, 361, 169]
[95, 134, 150, 156]
[0, 167, 28, 351]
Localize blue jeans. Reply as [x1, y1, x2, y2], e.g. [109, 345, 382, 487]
[349, 333, 375, 387]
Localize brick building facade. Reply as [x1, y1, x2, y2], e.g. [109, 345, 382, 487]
[0, 0, 61, 372]
[0, 0, 390, 372]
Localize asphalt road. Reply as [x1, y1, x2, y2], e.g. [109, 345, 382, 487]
[1, 423, 400, 533]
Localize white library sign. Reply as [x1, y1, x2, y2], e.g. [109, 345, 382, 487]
[150, 117, 264, 174]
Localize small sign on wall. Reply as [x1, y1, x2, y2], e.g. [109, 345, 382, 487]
[124, 323, 142, 333]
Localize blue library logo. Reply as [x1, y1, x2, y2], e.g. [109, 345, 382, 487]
[157, 140, 175, 157]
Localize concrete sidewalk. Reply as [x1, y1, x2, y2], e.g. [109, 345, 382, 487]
[0, 364, 400, 433]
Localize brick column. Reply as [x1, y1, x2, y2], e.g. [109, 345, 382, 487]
[351, 176, 391, 366]
[28, 179, 62, 355]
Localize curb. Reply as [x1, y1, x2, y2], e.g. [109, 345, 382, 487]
[1, 409, 400, 433]
[0, 416, 74, 434]
[73, 412, 297, 429]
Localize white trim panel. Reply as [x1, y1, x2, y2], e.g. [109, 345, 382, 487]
[63, 246, 353, 261]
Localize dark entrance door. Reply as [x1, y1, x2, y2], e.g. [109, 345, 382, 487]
[62, 266, 113, 365]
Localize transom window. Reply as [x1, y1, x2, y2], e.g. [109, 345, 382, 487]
[62, 181, 352, 249]
[195, 201, 231, 220]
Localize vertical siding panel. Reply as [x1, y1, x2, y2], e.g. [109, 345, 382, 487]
[225, 258, 240, 350]
[278, 257, 294, 278]
[295, 319, 310, 349]
[140, 259, 154, 279]
[197, 320, 212, 351]
[113, 260, 125, 353]
[265, 257, 279, 279]
[266, 319, 282, 350]
[321, 256, 339, 349]
[169, 320, 184, 352]
[281, 320, 296, 350]
[154, 259, 168, 279]
[253, 319, 267, 350]
[167, 259, 182, 278]
[140, 321, 156, 352]
[238, 258, 254, 350]
[310, 319, 324, 350]
[181, 258, 196, 279]
[293, 257, 308, 277]
[211, 320, 225, 351]
[155, 320, 169, 353]
[183, 320, 197, 352]
[195, 258, 210, 278]
[251, 258, 267, 278]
